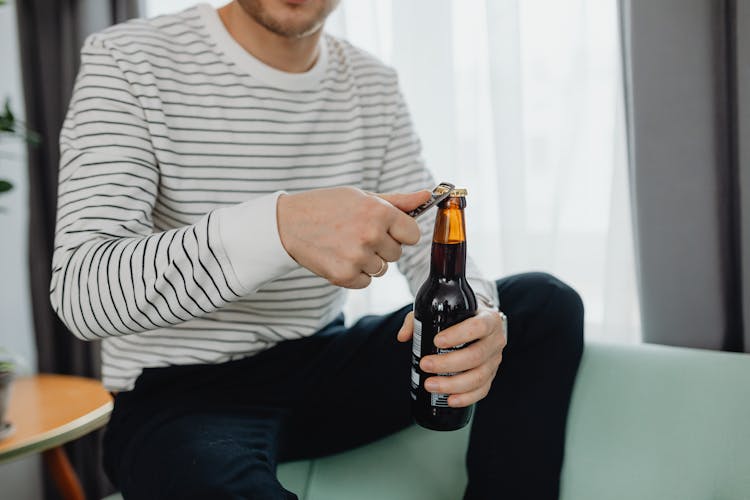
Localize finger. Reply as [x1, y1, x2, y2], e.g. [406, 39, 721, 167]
[335, 272, 372, 290]
[397, 311, 414, 342]
[447, 385, 492, 408]
[362, 257, 388, 277]
[433, 311, 495, 349]
[376, 190, 431, 212]
[421, 338, 496, 374]
[423, 364, 495, 395]
[375, 236, 403, 263]
[388, 213, 422, 245]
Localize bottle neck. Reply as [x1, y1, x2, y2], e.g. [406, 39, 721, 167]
[430, 241, 467, 280]
[430, 198, 468, 280]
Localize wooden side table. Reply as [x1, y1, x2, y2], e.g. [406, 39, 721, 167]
[0, 374, 113, 500]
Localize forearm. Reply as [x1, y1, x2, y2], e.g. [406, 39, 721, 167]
[51, 193, 297, 341]
[52, 212, 232, 340]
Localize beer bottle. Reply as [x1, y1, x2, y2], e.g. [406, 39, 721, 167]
[411, 188, 477, 431]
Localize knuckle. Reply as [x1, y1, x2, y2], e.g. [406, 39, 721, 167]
[493, 349, 503, 366]
[329, 268, 348, 284]
[353, 276, 371, 289]
[481, 364, 494, 382]
[466, 321, 483, 340]
[469, 347, 484, 366]
[342, 275, 361, 289]
[498, 332, 508, 348]
[456, 322, 471, 339]
[328, 270, 345, 287]
[330, 266, 356, 287]
[481, 315, 495, 335]
[360, 226, 381, 246]
[473, 369, 485, 388]
[368, 197, 391, 217]
[389, 244, 403, 261]
[330, 276, 347, 287]
[350, 248, 369, 266]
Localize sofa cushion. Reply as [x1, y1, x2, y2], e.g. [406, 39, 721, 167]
[278, 342, 750, 500]
[105, 342, 750, 499]
[560, 342, 750, 500]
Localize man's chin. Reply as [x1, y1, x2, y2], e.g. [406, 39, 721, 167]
[238, 0, 337, 40]
[264, 19, 324, 39]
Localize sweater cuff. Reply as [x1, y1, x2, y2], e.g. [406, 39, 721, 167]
[215, 191, 298, 295]
[469, 277, 500, 310]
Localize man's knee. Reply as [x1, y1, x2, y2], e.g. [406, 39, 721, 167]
[536, 273, 583, 325]
[496, 272, 584, 350]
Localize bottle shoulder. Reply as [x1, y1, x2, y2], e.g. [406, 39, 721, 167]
[414, 278, 477, 316]
[416, 276, 476, 294]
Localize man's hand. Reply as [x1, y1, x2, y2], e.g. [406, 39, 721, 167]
[277, 187, 431, 289]
[397, 304, 507, 407]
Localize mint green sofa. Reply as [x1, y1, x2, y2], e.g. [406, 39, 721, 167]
[105, 342, 750, 499]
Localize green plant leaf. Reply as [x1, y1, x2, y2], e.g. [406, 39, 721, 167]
[0, 346, 14, 372]
[0, 180, 12, 193]
[0, 98, 15, 133]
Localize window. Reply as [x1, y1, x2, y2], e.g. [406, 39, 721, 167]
[144, 0, 640, 343]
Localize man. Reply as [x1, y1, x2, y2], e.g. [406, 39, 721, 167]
[50, 0, 584, 498]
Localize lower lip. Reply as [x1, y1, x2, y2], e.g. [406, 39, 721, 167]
[286, 0, 309, 4]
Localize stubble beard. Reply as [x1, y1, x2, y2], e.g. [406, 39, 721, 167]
[236, 0, 339, 39]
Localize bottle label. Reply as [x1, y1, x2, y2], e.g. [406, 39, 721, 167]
[412, 317, 468, 408]
[412, 319, 422, 358]
[410, 319, 422, 400]
[430, 345, 464, 407]
[431, 392, 450, 407]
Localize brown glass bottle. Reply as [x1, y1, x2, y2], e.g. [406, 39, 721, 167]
[411, 188, 477, 431]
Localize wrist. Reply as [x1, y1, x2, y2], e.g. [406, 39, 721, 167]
[276, 192, 296, 261]
[216, 191, 297, 294]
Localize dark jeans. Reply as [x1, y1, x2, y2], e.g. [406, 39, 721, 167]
[103, 272, 584, 500]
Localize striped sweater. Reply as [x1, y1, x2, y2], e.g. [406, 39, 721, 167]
[50, 3, 498, 391]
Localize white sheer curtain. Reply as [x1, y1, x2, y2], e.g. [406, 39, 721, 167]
[146, 0, 640, 343]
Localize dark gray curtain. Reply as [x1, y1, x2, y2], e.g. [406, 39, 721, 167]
[620, 0, 747, 352]
[16, 1, 140, 498]
[737, 1, 750, 352]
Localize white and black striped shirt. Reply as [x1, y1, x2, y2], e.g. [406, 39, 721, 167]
[50, 3, 498, 391]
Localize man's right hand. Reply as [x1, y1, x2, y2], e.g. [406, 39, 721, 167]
[276, 187, 431, 289]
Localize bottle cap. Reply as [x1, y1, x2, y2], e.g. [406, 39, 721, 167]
[449, 188, 468, 197]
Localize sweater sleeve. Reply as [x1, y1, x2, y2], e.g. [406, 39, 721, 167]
[376, 77, 499, 308]
[49, 36, 297, 341]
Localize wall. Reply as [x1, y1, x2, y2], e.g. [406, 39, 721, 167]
[0, 0, 43, 497]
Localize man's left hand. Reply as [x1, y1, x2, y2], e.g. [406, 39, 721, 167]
[397, 304, 507, 408]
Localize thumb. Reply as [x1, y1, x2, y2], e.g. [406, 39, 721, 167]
[377, 190, 431, 212]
